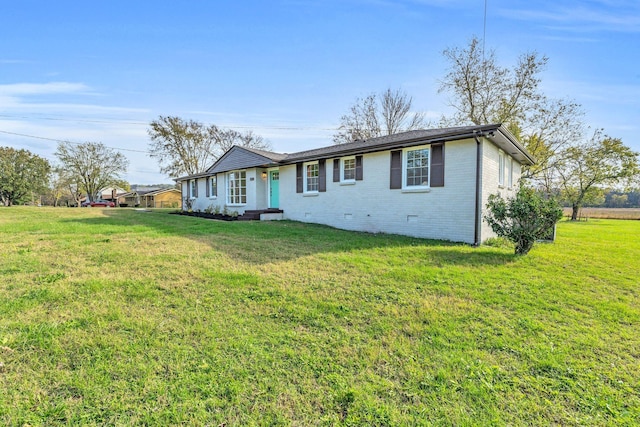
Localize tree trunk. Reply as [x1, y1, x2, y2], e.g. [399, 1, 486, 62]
[571, 203, 580, 221]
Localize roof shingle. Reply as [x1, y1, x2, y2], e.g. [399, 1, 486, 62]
[175, 124, 533, 181]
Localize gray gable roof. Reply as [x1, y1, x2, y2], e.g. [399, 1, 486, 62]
[206, 146, 285, 174]
[282, 125, 495, 162]
[280, 124, 534, 165]
[240, 146, 289, 162]
[175, 124, 534, 181]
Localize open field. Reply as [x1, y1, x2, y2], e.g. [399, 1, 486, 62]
[1, 207, 639, 426]
[564, 207, 640, 220]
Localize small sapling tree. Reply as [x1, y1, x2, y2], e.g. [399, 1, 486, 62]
[484, 187, 563, 255]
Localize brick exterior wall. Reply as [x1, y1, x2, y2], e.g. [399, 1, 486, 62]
[180, 136, 525, 244]
[279, 139, 479, 243]
[479, 139, 522, 241]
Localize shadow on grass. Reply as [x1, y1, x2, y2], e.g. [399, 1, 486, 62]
[64, 209, 517, 267]
[424, 247, 516, 267]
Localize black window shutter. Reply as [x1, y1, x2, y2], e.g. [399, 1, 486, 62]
[296, 163, 303, 193]
[390, 150, 402, 189]
[333, 159, 340, 182]
[186, 180, 190, 197]
[431, 143, 445, 187]
[206, 177, 210, 197]
[319, 159, 326, 192]
[194, 179, 198, 197]
[355, 155, 363, 181]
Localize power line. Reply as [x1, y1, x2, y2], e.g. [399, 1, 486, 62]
[0, 112, 345, 161]
[0, 113, 340, 132]
[0, 129, 150, 154]
[0, 129, 169, 177]
[0, 113, 149, 126]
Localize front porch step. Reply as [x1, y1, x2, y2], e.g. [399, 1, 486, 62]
[237, 213, 260, 221]
[238, 209, 283, 221]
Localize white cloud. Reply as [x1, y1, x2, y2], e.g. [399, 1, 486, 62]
[538, 35, 599, 43]
[545, 79, 640, 105]
[0, 118, 168, 184]
[500, 1, 640, 33]
[8, 102, 150, 115]
[0, 82, 92, 96]
[0, 80, 160, 183]
[0, 81, 151, 136]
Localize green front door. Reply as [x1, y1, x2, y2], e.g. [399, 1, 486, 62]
[269, 171, 279, 208]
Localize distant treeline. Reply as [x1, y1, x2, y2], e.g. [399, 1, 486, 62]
[584, 189, 640, 208]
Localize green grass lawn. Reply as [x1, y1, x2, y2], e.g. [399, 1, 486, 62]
[0, 207, 638, 426]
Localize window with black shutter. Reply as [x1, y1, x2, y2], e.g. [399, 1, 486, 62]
[390, 150, 402, 189]
[355, 155, 363, 181]
[318, 159, 326, 192]
[431, 144, 445, 187]
[296, 163, 303, 193]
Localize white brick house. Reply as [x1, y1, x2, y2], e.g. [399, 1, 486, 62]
[175, 124, 534, 244]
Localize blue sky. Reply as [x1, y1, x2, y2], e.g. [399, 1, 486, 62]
[1, 0, 638, 184]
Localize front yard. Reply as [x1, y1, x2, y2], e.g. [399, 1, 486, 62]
[0, 207, 638, 425]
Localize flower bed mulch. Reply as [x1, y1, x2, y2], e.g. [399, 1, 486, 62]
[170, 211, 238, 221]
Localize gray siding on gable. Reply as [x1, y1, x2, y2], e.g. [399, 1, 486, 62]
[208, 147, 280, 174]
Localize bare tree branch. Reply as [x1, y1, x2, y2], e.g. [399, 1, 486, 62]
[148, 116, 272, 177]
[333, 88, 427, 144]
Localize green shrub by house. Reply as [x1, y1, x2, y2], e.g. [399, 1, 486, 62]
[485, 187, 563, 255]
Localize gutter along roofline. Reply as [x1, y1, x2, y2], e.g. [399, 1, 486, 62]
[174, 124, 535, 181]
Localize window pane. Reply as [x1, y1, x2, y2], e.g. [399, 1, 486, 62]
[405, 148, 429, 187]
[306, 164, 319, 191]
[227, 171, 246, 204]
[343, 158, 355, 181]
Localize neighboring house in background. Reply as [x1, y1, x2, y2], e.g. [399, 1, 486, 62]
[79, 187, 128, 206]
[119, 188, 182, 208]
[99, 187, 128, 202]
[175, 124, 534, 244]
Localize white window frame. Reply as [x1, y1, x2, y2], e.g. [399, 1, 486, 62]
[226, 170, 247, 205]
[498, 150, 505, 187]
[341, 156, 356, 183]
[209, 175, 217, 198]
[402, 145, 431, 190]
[304, 161, 319, 193]
[190, 180, 197, 199]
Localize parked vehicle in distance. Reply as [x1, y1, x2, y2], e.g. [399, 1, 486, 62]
[81, 200, 91, 207]
[89, 199, 115, 207]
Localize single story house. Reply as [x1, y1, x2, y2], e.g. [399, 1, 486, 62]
[100, 187, 128, 201]
[119, 188, 182, 208]
[175, 124, 534, 244]
[79, 187, 128, 205]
